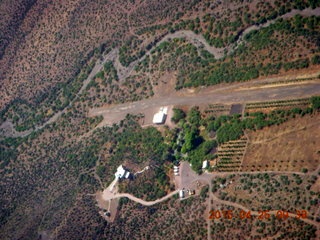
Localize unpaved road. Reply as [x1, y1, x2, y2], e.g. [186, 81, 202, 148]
[100, 162, 319, 229]
[2, 7, 320, 138]
[90, 79, 320, 126]
[0, 49, 119, 138]
[102, 190, 179, 206]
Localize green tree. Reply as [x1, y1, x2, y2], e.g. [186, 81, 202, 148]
[171, 108, 186, 123]
[181, 128, 196, 153]
[311, 55, 320, 65]
[187, 107, 201, 127]
[311, 96, 320, 110]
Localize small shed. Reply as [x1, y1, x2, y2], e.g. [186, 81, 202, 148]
[202, 160, 209, 169]
[179, 190, 184, 199]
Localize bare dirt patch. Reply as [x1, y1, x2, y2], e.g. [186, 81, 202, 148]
[96, 191, 109, 210]
[242, 113, 320, 172]
[152, 71, 177, 97]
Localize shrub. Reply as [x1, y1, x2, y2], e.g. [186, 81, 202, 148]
[171, 108, 186, 123]
[311, 55, 320, 65]
[311, 96, 320, 110]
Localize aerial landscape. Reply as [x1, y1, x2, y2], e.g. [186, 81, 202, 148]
[0, 0, 320, 239]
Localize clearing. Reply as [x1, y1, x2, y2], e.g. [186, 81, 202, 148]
[242, 113, 320, 172]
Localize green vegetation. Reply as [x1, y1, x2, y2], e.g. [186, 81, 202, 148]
[119, 36, 145, 67]
[311, 55, 320, 65]
[216, 139, 246, 172]
[169, 107, 215, 173]
[215, 106, 316, 144]
[246, 98, 311, 110]
[104, 61, 119, 83]
[84, 60, 153, 107]
[92, 117, 173, 200]
[2, 1, 320, 238]
[92, 61, 119, 87]
[169, 97, 318, 173]
[111, 125, 169, 165]
[1, 58, 97, 132]
[311, 96, 320, 110]
[215, 173, 319, 222]
[200, 185, 209, 199]
[136, 15, 320, 90]
[187, 107, 202, 127]
[171, 108, 186, 123]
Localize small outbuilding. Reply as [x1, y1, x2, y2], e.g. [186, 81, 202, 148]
[152, 107, 168, 124]
[202, 160, 209, 169]
[179, 190, 184, 199]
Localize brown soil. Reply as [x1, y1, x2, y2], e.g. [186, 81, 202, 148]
[152, 71, 177, 98]
[242, 113, 320, 172]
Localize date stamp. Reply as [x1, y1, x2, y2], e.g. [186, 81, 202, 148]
[209, 210, 308, 220]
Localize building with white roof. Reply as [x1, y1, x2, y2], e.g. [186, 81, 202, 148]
[202, 160, 208, 169]
[115, 165, 130, 179]
[179, 190, 184, 199]
[153, 107, 168, 124]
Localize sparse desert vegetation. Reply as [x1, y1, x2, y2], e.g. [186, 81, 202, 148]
[0, 0, 320, 239]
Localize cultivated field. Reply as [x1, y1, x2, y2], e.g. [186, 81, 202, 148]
[242, 113, 320, 172]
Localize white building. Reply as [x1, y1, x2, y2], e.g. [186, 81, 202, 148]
[115, 165, 130, 179]
[202, 160, 208, 169]
[179, 190, 184, 199]
[153, 107, 168, 124]
[173, 165, 179, 175]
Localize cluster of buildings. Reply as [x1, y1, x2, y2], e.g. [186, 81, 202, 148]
[179, 189, 195, 199]
[114, 165, 130, 179]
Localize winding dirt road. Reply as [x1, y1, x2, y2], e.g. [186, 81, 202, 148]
[2, 7, 320, 138]
[100, 169, 319, 228]
[0, 49, 119, 138]
[102, 190, 179, 206]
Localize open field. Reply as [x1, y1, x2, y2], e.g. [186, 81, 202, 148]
[242, 113, 320, 172]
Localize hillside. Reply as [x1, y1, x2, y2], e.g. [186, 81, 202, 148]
[1, 0, 320, 133]
[0, 0, 320, 239]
